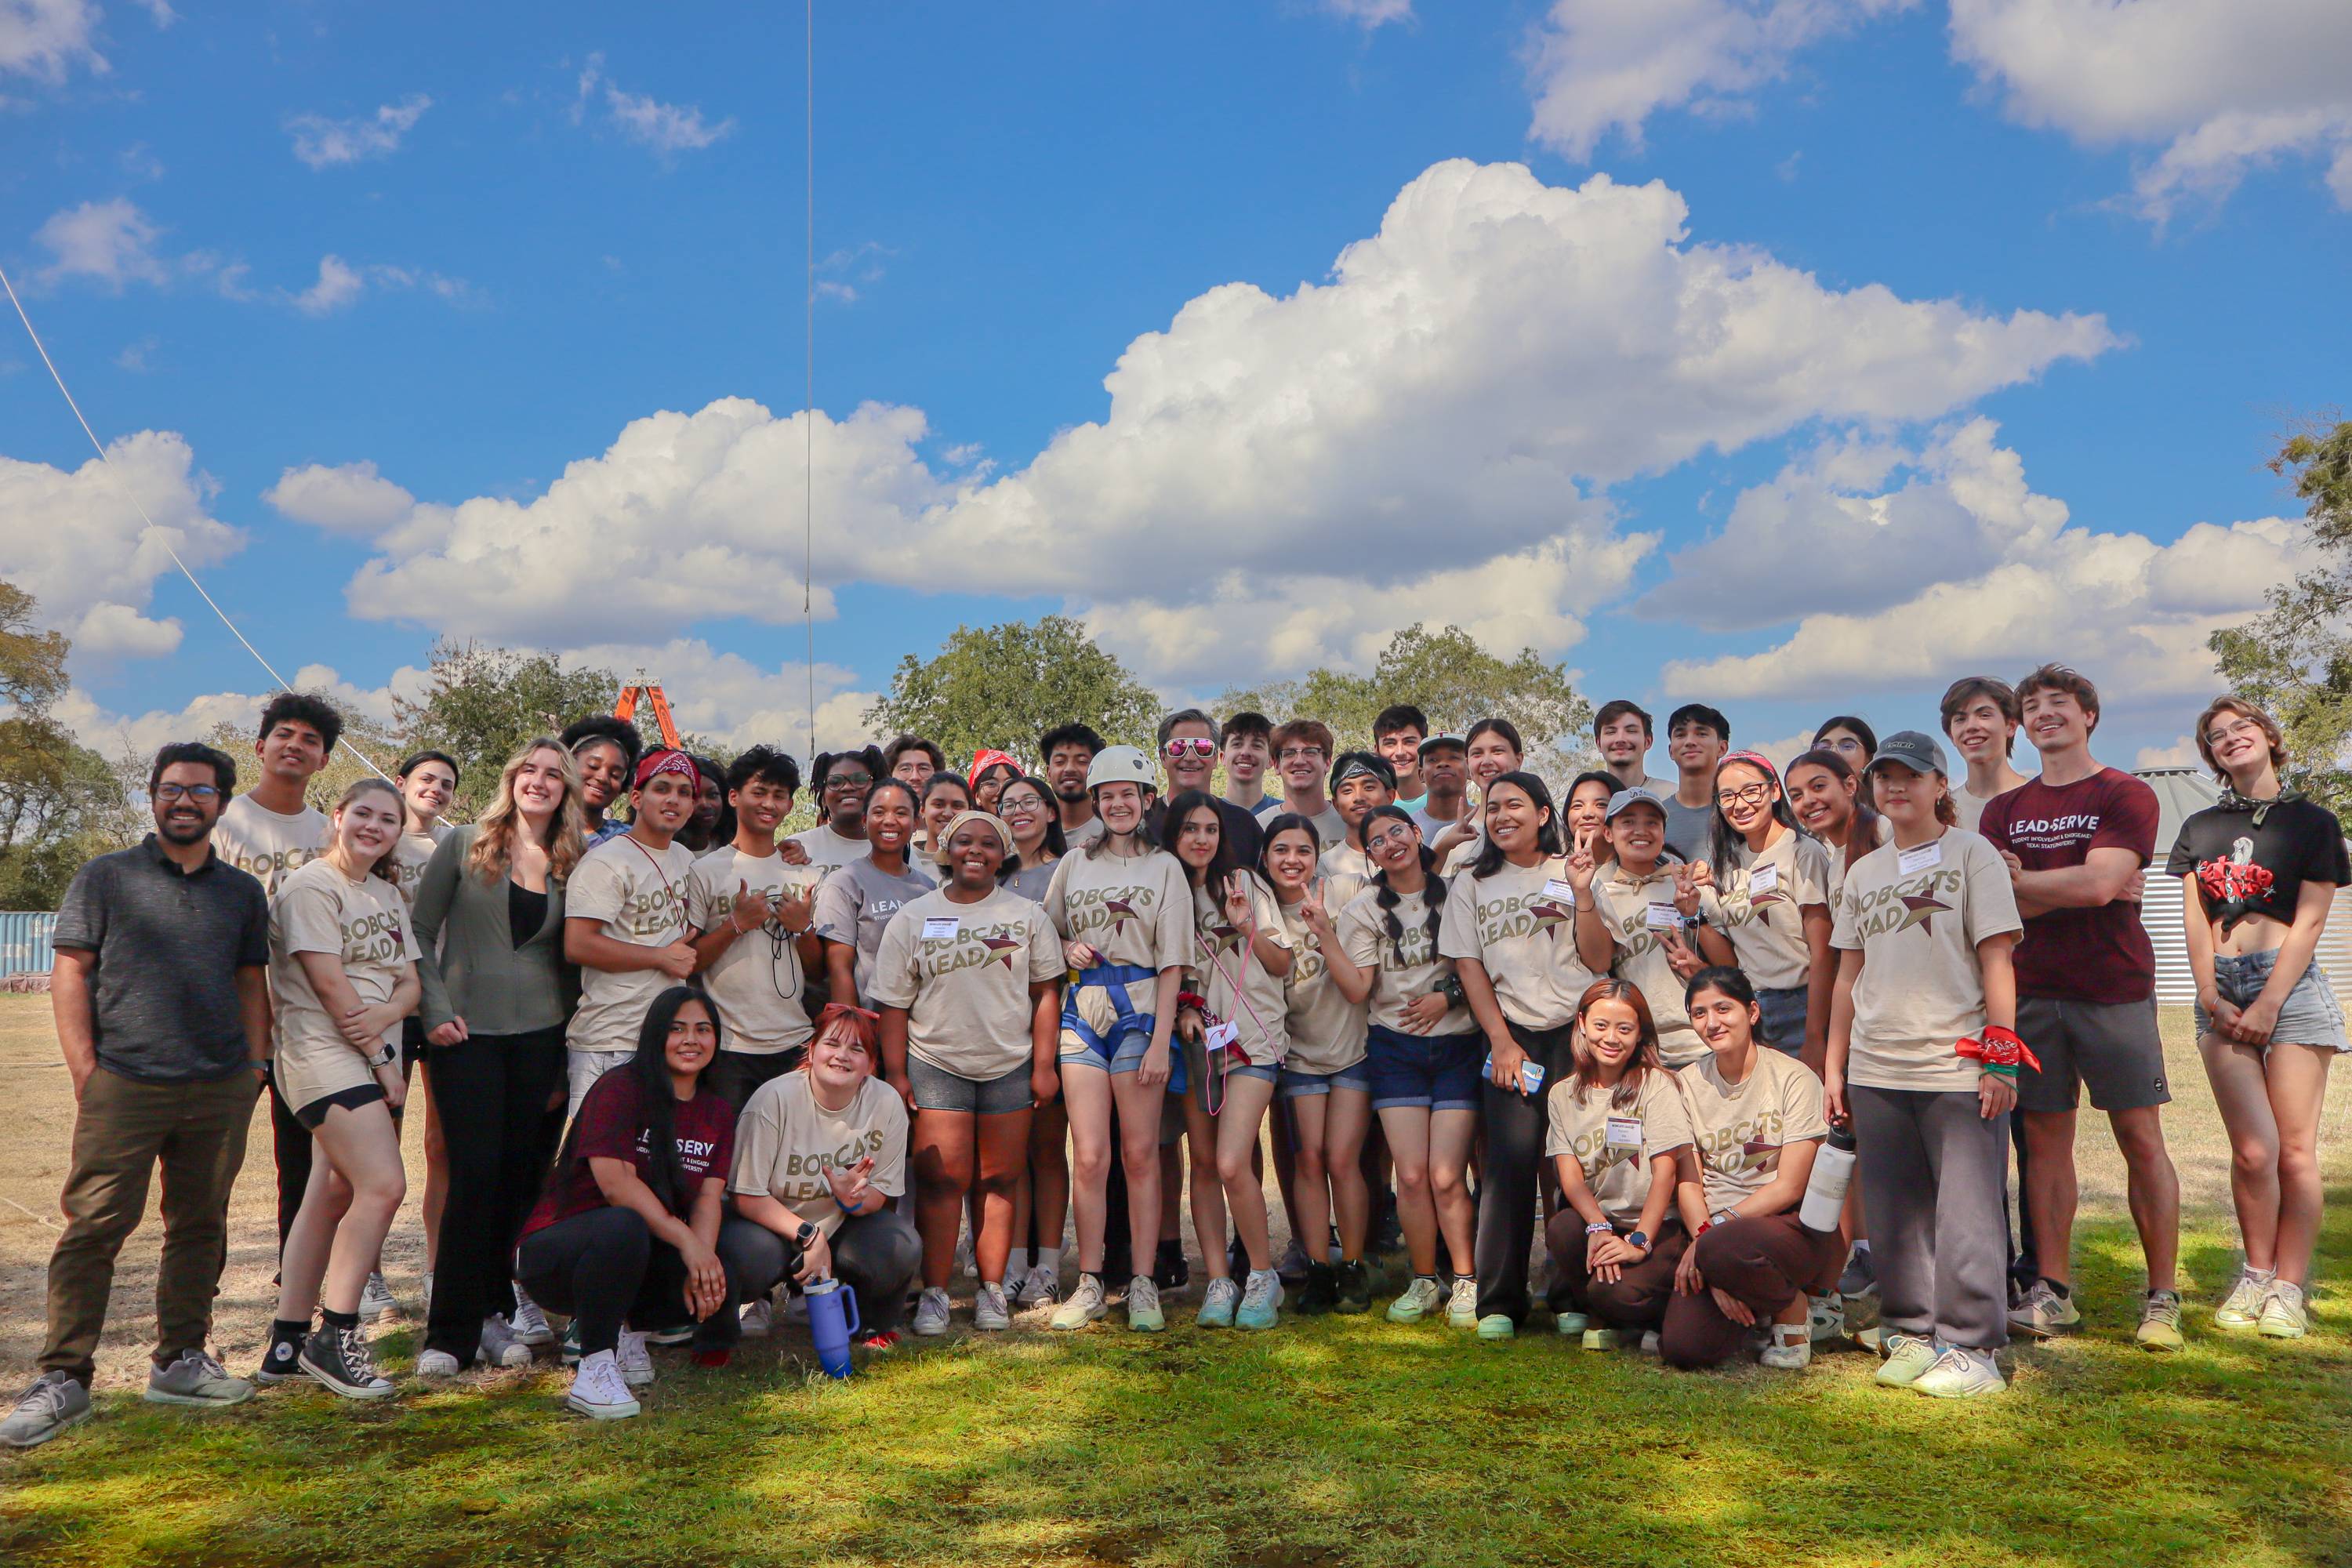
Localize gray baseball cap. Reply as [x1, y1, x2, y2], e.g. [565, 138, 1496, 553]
[1866, 730, 1948, 778]
[1604, 785, 1669, 821]
[1417, 732, 1467, 757]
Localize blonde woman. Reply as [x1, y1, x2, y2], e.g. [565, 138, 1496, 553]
[256, 779, 420, 1400]
[412, 739, 588, 1376]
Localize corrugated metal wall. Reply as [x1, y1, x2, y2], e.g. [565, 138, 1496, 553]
[2142, 879, 2352, 1014]
[0, 912, 58, 976]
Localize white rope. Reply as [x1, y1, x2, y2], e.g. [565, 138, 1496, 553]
[0, 260, 390, 781]
[802, 0, 818, 765]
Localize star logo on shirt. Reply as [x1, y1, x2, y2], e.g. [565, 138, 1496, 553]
[1209, 921, 1245, 956]
[1103, 898, 1138, 930]
[1740, 1136, 1780, 1171]
[1529, 900, 1573, 938]
[1745, 888, 1786, 911]
[1898, 894, 1951, 935]
[980, 934, 1021, 971]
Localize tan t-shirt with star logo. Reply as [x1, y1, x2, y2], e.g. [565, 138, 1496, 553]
[1438, 853, 1597, 1031]
[1190, 870, 1293, 1066]
[869, 885, 1064, 1080]
[1677, 1047, 1828, 1211]
[1591, 862, 1721, 1065]
[1544, 1066, 1695, 1227]
[1043, 844, 1193, 1044]
[1277, 897, 1368, 1075]
[1717, 829, 1832, 992]
[1831, 826, 2024, 1092]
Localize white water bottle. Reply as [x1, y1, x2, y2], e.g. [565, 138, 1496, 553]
[1798, 1123, 1857, 1232]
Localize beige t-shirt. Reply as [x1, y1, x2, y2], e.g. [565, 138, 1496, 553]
[1190, 869, 1293, 1067]
[789, 823, 869, 872]
[565, 834, 696, 1054]
[1338, 884, 1474, 1036]
[1544, 1067, 1695, 1227]
[1277, 800, 1348, 850]
[1062, 815, 1105, 850]
[1043, 844, 1193, 1037]
[869, 886, 1063, 1080]
[1716, 829, 1831, 992]
[689, 847, 826, 1054]
[1592, 862, 1720, 1066]
[1831, 827, 2024, 1092]
[1276, 898, 1367, 1075]
[728, 1072, 907, 1238]
[268, 858, 419, 1109]
[1823, 815, 1894, 909]
[389, 823, 452, 911]
[213, 793, 330, 899]
[1319, 840, 1374, 909]
[1439, 854, 1597, 1031]
[1677, 1047, 1829, 1212]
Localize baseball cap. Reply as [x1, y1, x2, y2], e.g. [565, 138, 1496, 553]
[1866, 730, 1949, 778]
[1417, 732, 1467, 756]
[1605, 786, 1669, 821]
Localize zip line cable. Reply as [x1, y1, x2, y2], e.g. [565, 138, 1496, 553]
[0, 260, 392, 781]
[803, 0, 818, 768]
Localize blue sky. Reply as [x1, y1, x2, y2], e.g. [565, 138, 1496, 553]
[5, 0, 2349, 773]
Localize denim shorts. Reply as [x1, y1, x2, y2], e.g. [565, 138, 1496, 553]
[906, 1056, 1033, 1115]
[1755, 985, 1808, 1058]
[2196, 951, 2350, 1053]
[1058, 1024, 1154, 1074]
[1278, 1061, 1374, 1099]
[1365, 1024, 1483, 1112]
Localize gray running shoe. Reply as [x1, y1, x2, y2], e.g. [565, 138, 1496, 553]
[359, 1271, 397, 1322]
[1, 1373, 90, 1448]
[2006, 1279, 2081, 1337]
[479, 1314, 533, 1369]
[975, 1282, 1012, 1332]
[1837, 1245, 1878, 1299]
[912, 1287, 954, 1337]
[145, 1349, 252, 1407]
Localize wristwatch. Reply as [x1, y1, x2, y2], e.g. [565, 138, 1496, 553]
[365, 1045, 397, 1070]
[1625, 1230, 1650, 1253]
[793, 1220, 818, 1249]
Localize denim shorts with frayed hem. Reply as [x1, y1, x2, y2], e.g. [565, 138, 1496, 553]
[2196, 952, 2350, 1053]
[1365, 1024, 1483, 1112]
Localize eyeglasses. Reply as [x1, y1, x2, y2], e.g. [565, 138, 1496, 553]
[824, 772, 873, 789]
[154, 784, 220, 803]
[1277, 746, 1327, 763]
[1163, 739, 1216, 760]
[1715, 782, 1773, 807]
[2205, 720, 2266, 748]
[1365, 826, 1418, 853]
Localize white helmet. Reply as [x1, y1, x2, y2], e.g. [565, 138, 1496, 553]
[1086, 744, 1156, 793]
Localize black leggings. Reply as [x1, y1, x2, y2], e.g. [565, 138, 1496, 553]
[423, 1027, 567, 1363]
[1473, 1019, 1577, 1325]
[514, 1207, 741, 1357]
[716, 1208, 924, 1336]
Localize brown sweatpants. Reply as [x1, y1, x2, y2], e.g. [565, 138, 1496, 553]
[1660, 1210, 1843, 1370]
[1542, 1213, 1689, 1331]
[42, 1066, 256, 1385]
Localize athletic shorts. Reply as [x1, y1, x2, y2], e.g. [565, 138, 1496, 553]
[2015, 996, 2170, 1113]
[1365, 1024, 1483, 1112]
[1754, 985, 1808, 1058]
[907, 1056, 1033, 1115]
[1278, 1061, 1374, 1099]
[293, 1080, 387, 1130]
[2195, 952, 2350, 1053]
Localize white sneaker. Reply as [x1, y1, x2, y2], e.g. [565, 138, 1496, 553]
[1759, 1323, 1813, 1370]
[2214, 1268, 2272, 1330]
[1049, 1272, 1108, 1330]
[479, 1314, 533, 1369]
[1809, 1293, 1846, 1343]
[975, 1282, 1012, 1331]
[615, 1328, 655, 1388]
[509, 1290, 554, 1346]
[1915, 1345, 2006, 1399]
[1235, 1269, 1284, 1330]
[1014, 1265, 1059, 1308]
[1386, 1276, 1443, 1323]
[1445, 1276, 1479, 1329]
[359, 1272, 397, 1322]
[913, 1287, 954, 1337]
[565, 1352, 640, 1420]
[739, 1297, 773, 1338]
[415, 1348, 462, 1380]
[2259, 1279, 2310, 1339]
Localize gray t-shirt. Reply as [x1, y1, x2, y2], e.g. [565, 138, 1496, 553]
[1661, 789, 1717, 865]
[813, 856, 937, 1006]
[53, 837, 270, 1083]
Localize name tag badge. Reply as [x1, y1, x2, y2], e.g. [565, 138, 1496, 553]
[1896, 840, 1943, 876]
[1541, 878, 1577, 906]
[1605, 1116, 1644, 1149]
[1204, 1020, 1240, 1053]
[1747, 862, 1780, 895]
[1645, 901, 1682, 931]
[920, 916, 960, 941]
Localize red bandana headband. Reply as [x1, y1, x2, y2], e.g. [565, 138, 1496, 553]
[635, 749, 699, 789]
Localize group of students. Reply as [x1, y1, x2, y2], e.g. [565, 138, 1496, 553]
[5, 661, 2341, 1443]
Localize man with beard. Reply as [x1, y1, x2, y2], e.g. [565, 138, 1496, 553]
[1040, 723, 1106, 849]
[5, 744, 272, 1448]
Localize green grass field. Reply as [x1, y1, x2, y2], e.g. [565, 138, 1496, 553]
[2, 1000, 2348, 1566]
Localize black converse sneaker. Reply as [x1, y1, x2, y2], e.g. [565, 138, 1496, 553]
[254, 1327, 307, 1385]
[299, 1324, 396, 1401]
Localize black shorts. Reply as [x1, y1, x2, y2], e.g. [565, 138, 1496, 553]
[293, 1081, 389, 1130]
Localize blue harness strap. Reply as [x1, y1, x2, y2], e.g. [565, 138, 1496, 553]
[1062, 963, 1185, 1094]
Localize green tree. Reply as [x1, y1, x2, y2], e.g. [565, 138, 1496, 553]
[390, 640, 623, 814]
[1221, 623, 1594, 787]
[0, 582, 129, 910]
[862, 615, 1160, 764]
[2209, 417, 2352, 818]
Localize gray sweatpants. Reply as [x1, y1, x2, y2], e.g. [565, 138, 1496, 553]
[1850, 1083, 2010, 1351]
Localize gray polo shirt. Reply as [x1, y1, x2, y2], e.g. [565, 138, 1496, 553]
[53, 835, 269, 1083]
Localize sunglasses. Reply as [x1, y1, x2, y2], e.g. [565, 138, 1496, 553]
[1163, 738, 1217, 760]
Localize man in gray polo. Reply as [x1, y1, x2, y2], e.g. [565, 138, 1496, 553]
[2, 742, 271, 1448]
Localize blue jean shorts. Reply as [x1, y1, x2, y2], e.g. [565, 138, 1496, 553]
[1365, 1024, 1483, 1112]
[907, 1056, 1033, 1115]
[1755, 985, 1808, 1058]
[1278, 1061, 1373, 1099]
[2197, 951, 2350, 1052]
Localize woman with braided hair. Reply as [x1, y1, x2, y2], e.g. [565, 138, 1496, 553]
[1322, 804, 1479, 1326]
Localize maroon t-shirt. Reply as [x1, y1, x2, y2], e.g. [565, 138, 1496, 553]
[522, 1068, 736, 1237]
[1980, 768, 2158, 1004]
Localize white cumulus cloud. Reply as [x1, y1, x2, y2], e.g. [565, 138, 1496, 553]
[34, 198, 169, 289]
[575, 53, 733, 156]
[264, 460, 418, 537]
[0, 0, 103, 82]
[285, 93, 433, 169]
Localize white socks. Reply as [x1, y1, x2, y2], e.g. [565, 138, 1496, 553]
[1036, 1246, 1064, 1280]
[1007, 1247, 1029, 1276]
